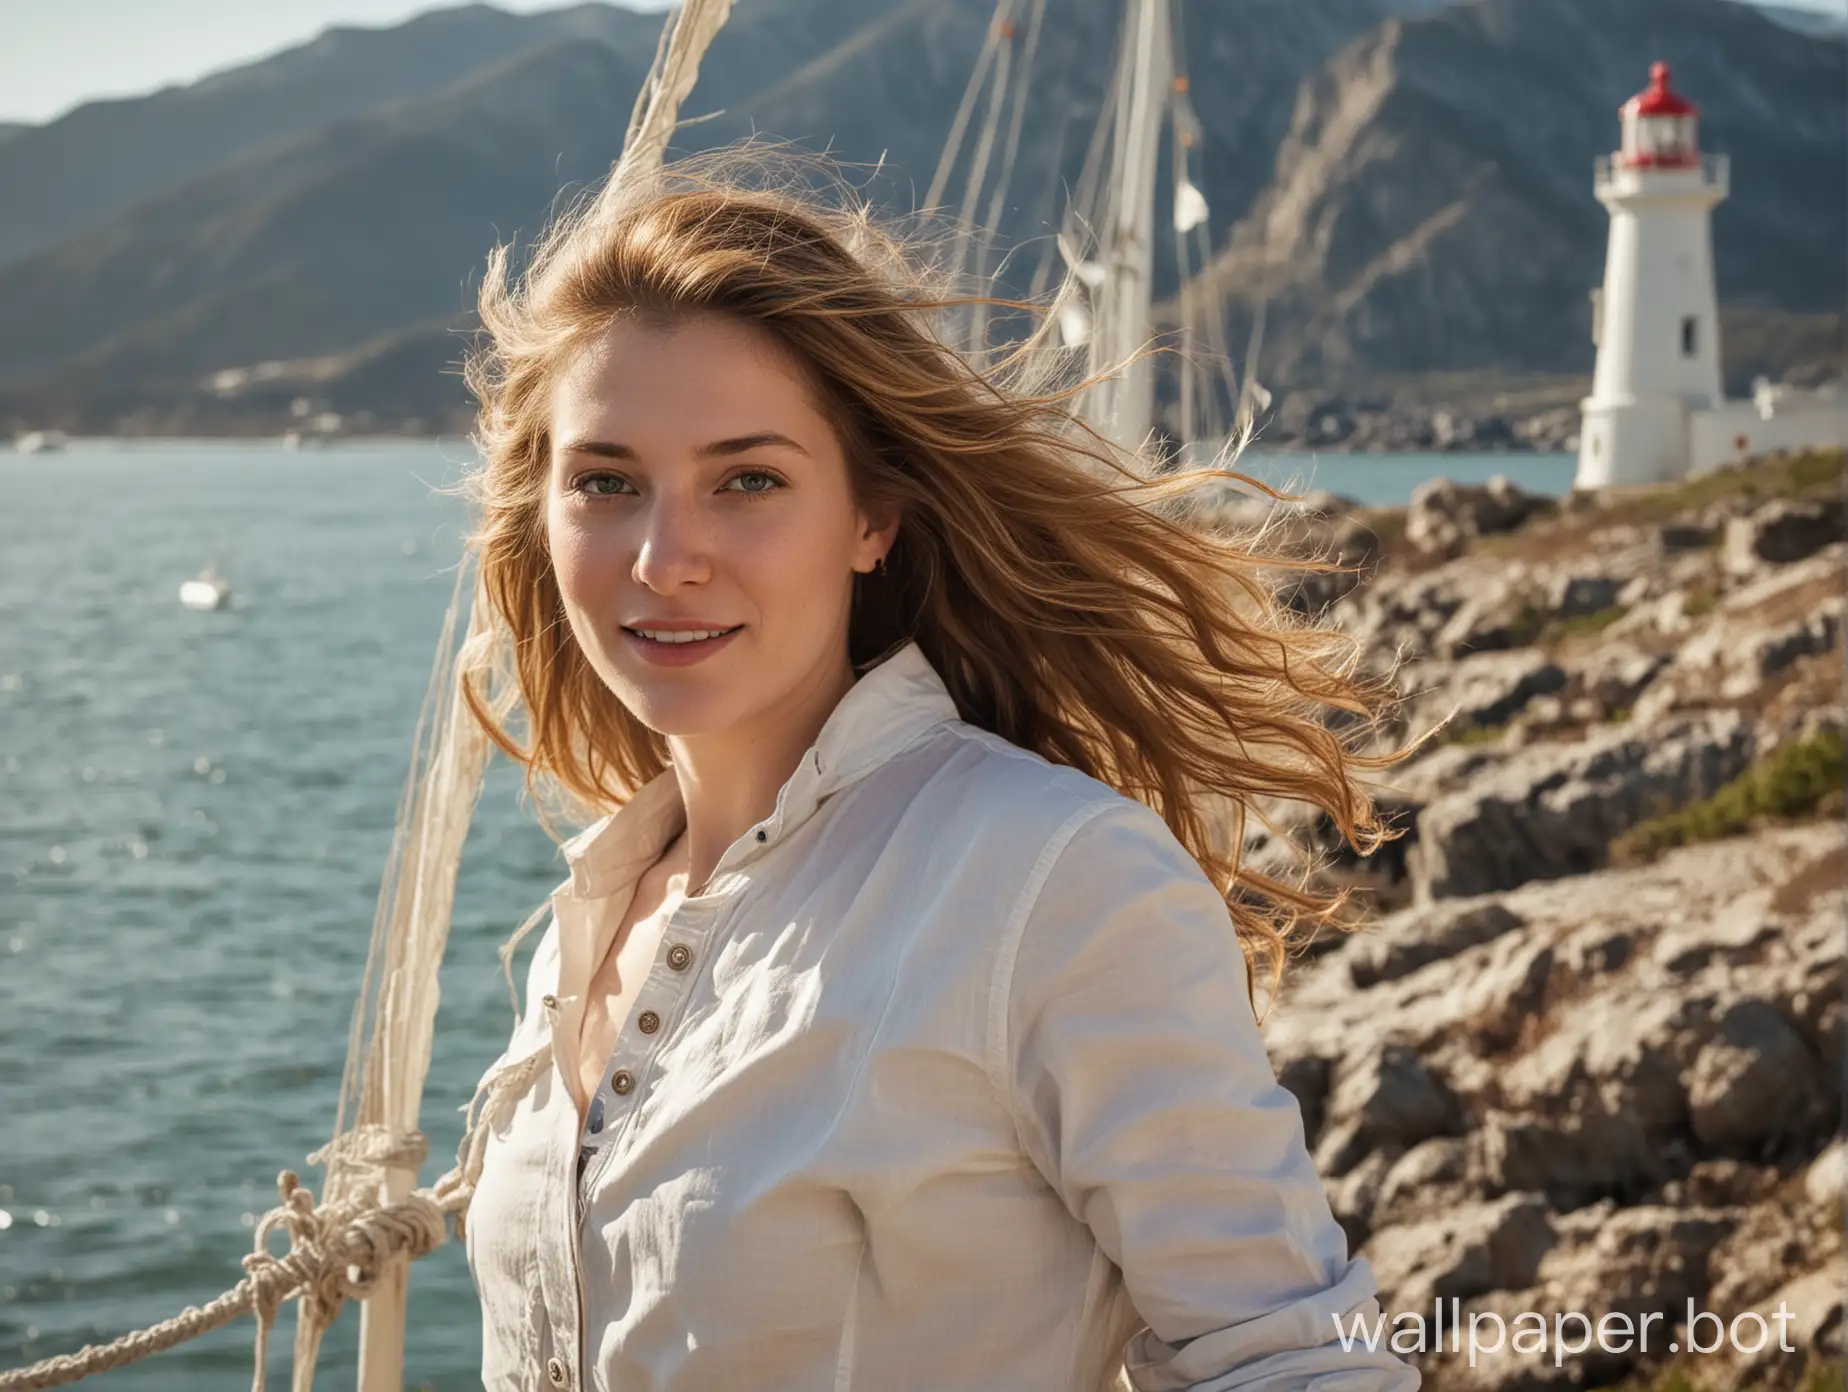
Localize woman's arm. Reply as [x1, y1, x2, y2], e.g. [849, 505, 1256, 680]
[998, 798, 1420, 1392]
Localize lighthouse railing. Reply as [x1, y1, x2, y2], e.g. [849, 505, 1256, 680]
[1593, 151, 1728, 200]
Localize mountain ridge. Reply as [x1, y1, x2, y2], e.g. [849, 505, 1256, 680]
[0, 2, 667, 267]
[0, 0, 1838, 436]
[1177, 0, 1844, 389]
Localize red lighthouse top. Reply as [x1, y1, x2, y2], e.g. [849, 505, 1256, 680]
[1628, 62, 1697, 118]
[1618, 61, 1701, 170]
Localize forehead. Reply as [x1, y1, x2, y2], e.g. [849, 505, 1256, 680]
[549, 313, 825, 437]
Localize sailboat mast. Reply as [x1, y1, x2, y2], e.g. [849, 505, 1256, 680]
[1096, 0, 1171, 456]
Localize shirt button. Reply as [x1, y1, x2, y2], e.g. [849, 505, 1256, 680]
[666, 944, 693, 971]
[611, 1069, 636, 1095]
[637, 1010, 660, 1034]
[546, 1355, 569, 1387]
[755, 828, 768, 843]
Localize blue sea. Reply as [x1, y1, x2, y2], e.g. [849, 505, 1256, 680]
[0, 439, 1574, 1389]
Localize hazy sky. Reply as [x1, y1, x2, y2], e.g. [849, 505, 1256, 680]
[1, 0, 1841, 125]
[0, 0, 677, 124]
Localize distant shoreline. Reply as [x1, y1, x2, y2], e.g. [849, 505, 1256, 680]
[2, 436, 1582, 509]
[2, 434, 1578, 460]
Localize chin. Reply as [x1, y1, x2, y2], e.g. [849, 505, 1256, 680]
[608, 673, 753, 739]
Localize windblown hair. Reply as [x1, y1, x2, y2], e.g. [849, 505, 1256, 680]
[458, 149, 1427, 1014]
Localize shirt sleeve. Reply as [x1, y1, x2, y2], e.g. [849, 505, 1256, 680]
[1001, 798, 1420, 1392]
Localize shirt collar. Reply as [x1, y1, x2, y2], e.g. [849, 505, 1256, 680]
[556, 639, 958, 899]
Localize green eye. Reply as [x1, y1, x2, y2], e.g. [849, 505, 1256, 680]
[726, 471, 783, 495]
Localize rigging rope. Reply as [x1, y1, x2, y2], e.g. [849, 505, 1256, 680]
[0, 1049, 553, 1392]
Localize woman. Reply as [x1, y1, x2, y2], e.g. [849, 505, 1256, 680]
[453, 155, 1423, 1392]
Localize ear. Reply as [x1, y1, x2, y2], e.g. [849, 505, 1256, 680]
[852, 500, 902, 574]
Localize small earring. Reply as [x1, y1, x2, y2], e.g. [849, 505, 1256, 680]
[873, 555, 888, 575]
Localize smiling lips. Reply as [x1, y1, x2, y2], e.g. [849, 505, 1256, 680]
[620, 622, 745, 667]
[627, 625, 742, 644]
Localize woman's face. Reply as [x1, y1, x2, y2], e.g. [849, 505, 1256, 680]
[546, 312, 897, 739]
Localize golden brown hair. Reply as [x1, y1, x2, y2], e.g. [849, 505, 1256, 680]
[458, 150, 1425, 1015]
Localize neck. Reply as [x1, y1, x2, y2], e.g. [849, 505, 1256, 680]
[664, 652, 857, 893]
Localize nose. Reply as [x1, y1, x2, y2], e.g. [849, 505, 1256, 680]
[631, 494, 714, 592]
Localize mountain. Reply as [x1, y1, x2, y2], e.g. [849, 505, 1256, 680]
[1756, 2, 1848, 36]
[0, 3, 664, 269]
[0, 0, 1839, 435]
[0, 0, 1399, 434]
[1180, 0, 1846, 390]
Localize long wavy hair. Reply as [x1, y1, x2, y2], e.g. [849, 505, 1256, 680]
[458, 149, 1427, 1014]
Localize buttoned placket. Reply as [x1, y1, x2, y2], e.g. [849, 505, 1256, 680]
[553, 745, 830, 1392]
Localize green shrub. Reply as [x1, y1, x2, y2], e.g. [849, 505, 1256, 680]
[1548, 604, 1630, 641]
[1447, 721, 1508, 746]
[1505, 602, 1547, 646]
[1613, 729, 1846, 862]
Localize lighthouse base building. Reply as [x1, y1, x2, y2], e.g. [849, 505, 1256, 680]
[1680, 382, 1848, 479]
[1576, 63, 1847, 491]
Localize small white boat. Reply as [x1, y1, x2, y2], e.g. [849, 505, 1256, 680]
[179, 563, 232, 611]
[14, 430, 69, 454]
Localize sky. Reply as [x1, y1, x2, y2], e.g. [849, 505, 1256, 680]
[0, 0, 1842, 125]
[0, 0, 677, 125]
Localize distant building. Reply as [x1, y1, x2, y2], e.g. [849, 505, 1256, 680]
[1577, 62, 1847, 489]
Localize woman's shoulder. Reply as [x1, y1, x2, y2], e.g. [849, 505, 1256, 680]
[908, 718, 1196, 880]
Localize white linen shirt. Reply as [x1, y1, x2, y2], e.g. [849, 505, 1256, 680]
[463, 639, 1419, 1392]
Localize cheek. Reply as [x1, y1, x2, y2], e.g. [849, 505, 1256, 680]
[726, 506, 857, 608]
[546, 498, 621, 603]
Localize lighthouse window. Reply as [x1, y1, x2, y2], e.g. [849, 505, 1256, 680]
[1681, 316, 1699, 357]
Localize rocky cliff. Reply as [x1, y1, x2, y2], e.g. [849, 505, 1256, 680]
[1222, 447, 1845, 1390]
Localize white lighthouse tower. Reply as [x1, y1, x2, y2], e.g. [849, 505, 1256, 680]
[1577, 63, 1729, 488]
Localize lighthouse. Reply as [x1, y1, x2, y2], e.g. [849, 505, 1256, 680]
[1577, 63, 1848, 489]
[1577, 63, 1728, 488]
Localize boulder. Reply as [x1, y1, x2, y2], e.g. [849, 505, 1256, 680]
[1650, 909, 1781, 975]
[1408, 712, 1756, 901]
[1404, 651, 1567, 734]
[1532, 1204, 1735, 1327]
[1685, 998, 1823, 1153]
[1497, 988, 1694, 1132]
[1432, 586, 1542, 659]
[1408, 476, 1553, 560]
[1473, 1107, 1664, 1208]
[1363, 1193, 1556, 1312]
[1562, 642, 1666, 719]
[1721, 495, 1845, 576]
[1318, 1041, 1464, 1174]
[1543, 573, 1622, 620]
[1347, 899, 1526, 989]
[1756, 1266, 1844, 1368]
[1650, 591, 1844, 711]
[1374, 1137, 1474, 1228]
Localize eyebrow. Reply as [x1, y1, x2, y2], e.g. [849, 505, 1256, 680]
[559, 431, 811, 461]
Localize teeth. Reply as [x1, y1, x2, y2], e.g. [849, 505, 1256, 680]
[635, 628, 732, 644]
